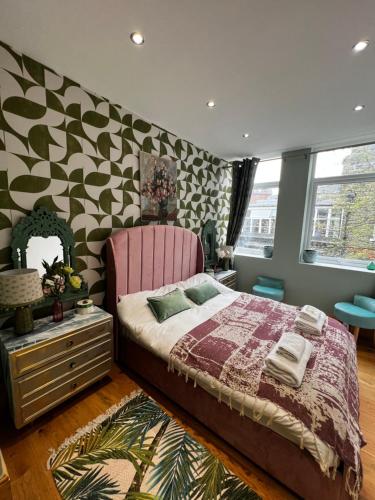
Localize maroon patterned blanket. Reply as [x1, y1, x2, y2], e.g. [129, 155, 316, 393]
[169, 294, 365, 498]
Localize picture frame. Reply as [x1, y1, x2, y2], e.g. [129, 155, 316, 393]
[140, 152, 177, 223]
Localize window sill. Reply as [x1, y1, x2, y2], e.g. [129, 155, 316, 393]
[234, 252, 272, 261]
[299, 260, 375, 274]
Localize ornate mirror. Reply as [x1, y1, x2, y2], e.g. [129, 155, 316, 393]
[26, 236, 64, 276]
[11, 206, 76, 276]
[201, 220, 217, 269]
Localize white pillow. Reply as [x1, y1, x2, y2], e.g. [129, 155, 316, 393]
[181, 273, 233, 295]
[118, 272, 231, 305]
[117, 272, 234, 327]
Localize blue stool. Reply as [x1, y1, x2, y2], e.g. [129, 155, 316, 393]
[252, 276, 285, 302]
[334, 295, 375, 342]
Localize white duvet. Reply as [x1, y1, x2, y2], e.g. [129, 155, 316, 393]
[117, 273, 338, 475]
[118, 273, 240, 360]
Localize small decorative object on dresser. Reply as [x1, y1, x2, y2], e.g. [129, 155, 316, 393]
[0, 307, 113, 429]
[214, 269, 237, 290]
[76, 298, 95, 315]
[0, 269, 44, 335]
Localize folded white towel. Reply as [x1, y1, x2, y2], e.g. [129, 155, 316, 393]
[277, 332, 307, 362]
[295, 310, 326, 336]
[264, 337, 313, 388]
[299, 305, 322, 323]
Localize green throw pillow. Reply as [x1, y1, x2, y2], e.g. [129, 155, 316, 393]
[184, 281, 220, 305]
[147, 288, 191, 323]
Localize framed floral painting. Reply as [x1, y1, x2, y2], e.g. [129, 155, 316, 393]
[140, 152, 177, 223]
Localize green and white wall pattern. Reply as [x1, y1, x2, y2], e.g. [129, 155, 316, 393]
[0, 41, 231, 304]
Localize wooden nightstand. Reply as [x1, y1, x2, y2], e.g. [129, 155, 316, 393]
[214, 269, 237, 290]
[0, 307, 112, 429]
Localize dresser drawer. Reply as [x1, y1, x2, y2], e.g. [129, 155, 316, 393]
[16, 335, 112, 399]
[214, 271, 237, 291]
[220, 277, 236, 289]
[10, 319, 112, 378]
[18, 355, 112, 426]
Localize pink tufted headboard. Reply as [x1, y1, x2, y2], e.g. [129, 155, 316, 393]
[106, 225, 204, 350]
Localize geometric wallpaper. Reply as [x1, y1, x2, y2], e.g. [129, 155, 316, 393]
[0, 41, 231, 304]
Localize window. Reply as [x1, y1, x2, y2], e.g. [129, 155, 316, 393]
[236, 159, 282, 256]
[304, 144, 375, 268]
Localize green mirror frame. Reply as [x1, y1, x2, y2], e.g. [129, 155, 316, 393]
[8, 207, 88, 313]
[201, 220, 217, 269]
[11, 206, 76, 270]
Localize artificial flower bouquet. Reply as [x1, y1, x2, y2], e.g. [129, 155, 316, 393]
[216, 245, 234, 271]
[141, 159, 176, 222]
[41, 256, 85, 297]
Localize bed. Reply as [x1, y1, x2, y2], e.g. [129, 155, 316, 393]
[106, 225, 363, 500]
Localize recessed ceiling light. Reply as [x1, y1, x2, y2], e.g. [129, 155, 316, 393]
[353, 104, 365, 111]
[207, 100, 216, 108]
[130, 32, 144, 45]
[352, 40, 369, 53]
[242, 133, 249, 138]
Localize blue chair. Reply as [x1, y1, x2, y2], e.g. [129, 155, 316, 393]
[252, 276, 285, 302]
[334, 295, 375, 342]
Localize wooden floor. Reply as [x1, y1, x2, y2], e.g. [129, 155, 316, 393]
[1, 342, 374, 500]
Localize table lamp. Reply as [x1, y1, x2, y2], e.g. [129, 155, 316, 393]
[0, 269, 44, 335]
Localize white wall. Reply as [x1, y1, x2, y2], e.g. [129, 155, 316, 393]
[234, 149, 375, 315]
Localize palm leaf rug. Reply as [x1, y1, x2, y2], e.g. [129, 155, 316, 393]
[48, 390, 261, 499]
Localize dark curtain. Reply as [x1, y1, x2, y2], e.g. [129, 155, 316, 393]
[226, 157, 260, 248]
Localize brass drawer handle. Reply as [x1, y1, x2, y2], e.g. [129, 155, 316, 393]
[71, 382, 78, 390]
[66, 340, 74, 348]
[69, 362, 77, 369]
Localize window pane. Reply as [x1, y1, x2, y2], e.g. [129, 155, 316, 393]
[254, 159, 282, 183]
[260, 219, 269, 234]
[236, 187, 279, 256]
[315, 144, 375, 178]
[308, 182, 375, 262]
[252, 219, 260, 233]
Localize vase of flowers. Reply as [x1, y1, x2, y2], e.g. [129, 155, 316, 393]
[141, 160, 176, 224]
[52, 297, 64, 322]
[216, 246, 234, 271]
[41, 257, 84, 322]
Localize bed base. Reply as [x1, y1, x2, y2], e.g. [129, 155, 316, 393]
[120, 335, 350, 500]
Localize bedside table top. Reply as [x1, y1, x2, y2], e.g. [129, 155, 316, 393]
[0, 306, 112, 354]
[214, 269, 237, 280]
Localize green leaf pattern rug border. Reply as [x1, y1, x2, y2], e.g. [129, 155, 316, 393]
[48, 390, 261, 499]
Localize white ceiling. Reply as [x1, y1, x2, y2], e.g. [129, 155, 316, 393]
[1, 0, 375, 160]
